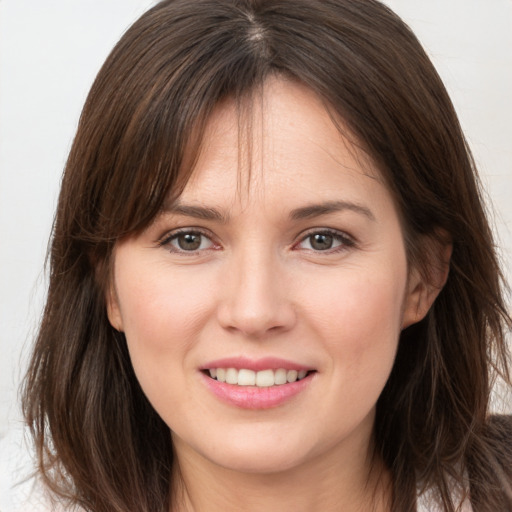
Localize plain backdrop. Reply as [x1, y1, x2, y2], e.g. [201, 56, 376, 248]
[0, 0, 511, 506]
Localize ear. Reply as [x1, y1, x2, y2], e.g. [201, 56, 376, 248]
[106, 281, 124, 332]
[402, 234, 452, 329]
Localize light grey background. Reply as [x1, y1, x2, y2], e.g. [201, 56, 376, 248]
[0, 0, 511, 507]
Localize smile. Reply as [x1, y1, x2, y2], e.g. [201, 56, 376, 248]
[200, 359, 316, 409]
[207, 368, 310, 387]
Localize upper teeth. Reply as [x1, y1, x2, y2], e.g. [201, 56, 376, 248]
[209, 368, 309, 387]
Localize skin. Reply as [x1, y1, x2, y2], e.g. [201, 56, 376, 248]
[107, 77, 446, 511]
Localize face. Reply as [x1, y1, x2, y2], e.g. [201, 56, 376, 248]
[107, 78, 432, 475]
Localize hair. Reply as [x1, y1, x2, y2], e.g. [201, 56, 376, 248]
[22, 0, 512, 511]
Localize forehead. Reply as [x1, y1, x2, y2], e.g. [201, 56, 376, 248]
[177, 77, 386, 211]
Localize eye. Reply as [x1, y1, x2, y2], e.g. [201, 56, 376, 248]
[296, 230, 354, 252]
[161, 230, 215, 253]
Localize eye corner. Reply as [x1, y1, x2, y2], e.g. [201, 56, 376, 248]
[293, 228, 357, 254]
[158, 228, 221, 254]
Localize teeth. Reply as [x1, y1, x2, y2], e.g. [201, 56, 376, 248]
[226, 368, 238, 384]
[238, 369, 256, 386]
[274, 368, 287, 385]
[286, 369, 298, 383]
[207, 368, 311, 387]
[256, 369, 274, 387]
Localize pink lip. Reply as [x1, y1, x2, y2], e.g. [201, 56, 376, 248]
[199, 357, 316, 409]
[201, 374, 313, 409]
[201, 356, 312, 372]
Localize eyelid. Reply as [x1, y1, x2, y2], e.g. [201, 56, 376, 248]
[293, 227, 357, 252]
[156, 226, 356, 254]
[158, 227, 220, 253]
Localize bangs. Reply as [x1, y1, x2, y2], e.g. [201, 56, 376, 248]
[71, 0, 276, 247]
[66, 0, 467, 271]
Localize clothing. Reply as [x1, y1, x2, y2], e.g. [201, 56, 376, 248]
[3, 421, 504, 512]
[416, 484, 473, 512]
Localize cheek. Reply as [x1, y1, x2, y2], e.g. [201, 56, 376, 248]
[117, 263, 215, 348]
[301, 263, 407, 374]
[113, 262, 219, 402]
[113, 267, 214, 423]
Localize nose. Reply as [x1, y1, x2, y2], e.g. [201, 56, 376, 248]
[216, 250, 297, 338]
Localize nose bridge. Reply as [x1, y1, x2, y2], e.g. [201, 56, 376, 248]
[217, 238, 295, 337]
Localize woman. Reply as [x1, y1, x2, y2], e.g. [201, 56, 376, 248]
[22, 0, 512, 510]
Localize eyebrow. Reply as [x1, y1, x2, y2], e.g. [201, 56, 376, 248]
[162, 202, 229, 223]
[289, 200, 376, 222]
[162, 199, 375, 223]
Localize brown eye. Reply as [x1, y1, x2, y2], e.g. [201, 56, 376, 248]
[309, 233, 334, 251]
[177, 233, 202, 250]
[296, 230, 354, 253]
[166, 231, 214, 252]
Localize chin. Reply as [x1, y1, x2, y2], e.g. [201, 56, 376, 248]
[179, 425, 314, 475]
[209, 444, 308, 475]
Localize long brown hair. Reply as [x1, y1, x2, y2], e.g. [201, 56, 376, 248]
[23, 1, 512, 511]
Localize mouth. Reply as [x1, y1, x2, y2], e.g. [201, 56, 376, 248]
[203, 368, 315, 387]
[200, 357, 317, 408]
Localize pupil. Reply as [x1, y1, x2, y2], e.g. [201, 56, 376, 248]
[311, 233, 333, 250]
[178, 233, 201, 250]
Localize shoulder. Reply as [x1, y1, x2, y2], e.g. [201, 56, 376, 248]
[487, 414, 512, 435]
[0, 426, 82, 512]
[488, 414, 512, 482]
[469, 414, 512, 509]
[486, 414, 512, 463]
[418, 416, 512, 512]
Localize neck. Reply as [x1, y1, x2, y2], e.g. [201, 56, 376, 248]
[170, 429, 391, 512]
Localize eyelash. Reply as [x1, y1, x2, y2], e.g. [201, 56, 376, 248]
[158, 228, 356, 255]
[158, 228, 218, 255]
[294, 228, 356, 253]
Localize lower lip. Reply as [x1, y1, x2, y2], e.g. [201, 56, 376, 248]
[200, 372, 314, 409]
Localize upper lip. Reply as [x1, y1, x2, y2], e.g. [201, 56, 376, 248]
[200, 356, 314, 372]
